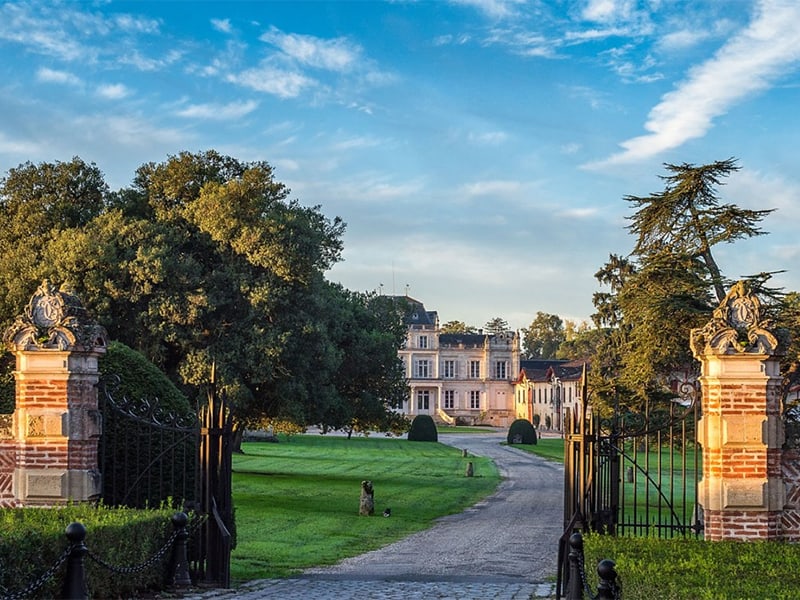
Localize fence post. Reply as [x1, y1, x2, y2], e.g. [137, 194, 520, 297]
[170, 512, 192, 588]
[566, 531, 584, 600]
[61, 522, 89, 600]
[596, 559, 619, 599]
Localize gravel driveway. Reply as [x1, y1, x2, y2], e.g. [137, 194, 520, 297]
[305, 430, 564, 583]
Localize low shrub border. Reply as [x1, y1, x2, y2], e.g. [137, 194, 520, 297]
[0, 504, 177, 599]
[583, 534, 800, 600]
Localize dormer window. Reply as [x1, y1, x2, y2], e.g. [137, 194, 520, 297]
[419, 335, 428, 349]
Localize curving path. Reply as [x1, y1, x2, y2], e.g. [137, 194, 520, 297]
[304, 431, 564, 583]
[185, 430, 564, 599]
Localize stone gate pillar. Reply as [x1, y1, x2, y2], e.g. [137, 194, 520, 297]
[2, 281, 107, 506]
[690, 281, 786, 540]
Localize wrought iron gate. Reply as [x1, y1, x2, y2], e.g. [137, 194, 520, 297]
[558, 371, 702, 596]
[98, 373, 234, 587]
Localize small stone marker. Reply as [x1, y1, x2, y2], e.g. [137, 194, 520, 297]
[462, 448, 469, 457]
[359, 480, 375, 516]
[465, 461, 474, 477]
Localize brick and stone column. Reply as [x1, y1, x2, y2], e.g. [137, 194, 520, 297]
[690, 281, 786, 540]
[3, 281, 107, 506]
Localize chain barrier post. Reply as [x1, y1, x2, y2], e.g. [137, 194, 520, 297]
[169, 512, 192, 588]
[61, 522, 89, 600]
[596, 559, 620, 599]
[566, 531, 584, 600]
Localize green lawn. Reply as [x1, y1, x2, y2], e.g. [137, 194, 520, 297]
[230, 435, 500, 582]
[584, 534, 800, 599]
[509, 437, 565, 462]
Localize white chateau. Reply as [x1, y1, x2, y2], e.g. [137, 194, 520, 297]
[396, 298, 584, 429]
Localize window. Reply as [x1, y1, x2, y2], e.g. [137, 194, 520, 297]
[419, 335, 428, 349]
[415, 359, 430, 378]
[469, 390, 480, 409]
[495, 361, 507, 379]
[443, 360, 455, 378]
[417, 390, 430, 410]
[469, 360, 481, 378]
[443, 390, 455, 409]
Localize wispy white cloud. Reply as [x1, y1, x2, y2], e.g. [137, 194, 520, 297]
[227, 63, 315, 98]
[0, 131, 41, 155]
[0, 3, 161, 64]
[582, 0, 636, 23]
[211, 18, 233, 34]
[448, 0, 527, 21]
[467, 130, 509, 145]
[331, 136, 383, 152]
[260, 27, 362, 72]
[589, 0, 800, 167]
[36, 67, 81, 85]
[0, 2, 91, 61]
[118, 48, 183, 71]
[97, 83, 130, 99]
[459, 179, 523, 197]
[175, 100, 259, 120]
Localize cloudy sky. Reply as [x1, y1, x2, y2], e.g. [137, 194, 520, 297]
[1, 0, 799, 331]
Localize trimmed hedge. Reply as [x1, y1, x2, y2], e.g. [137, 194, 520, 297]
[0, 505, 178, 599]
[98, 342, 197, 508]
[507, 418, 537, 445]
[408, 414, 438, 442]
[99, 341, 192, 414]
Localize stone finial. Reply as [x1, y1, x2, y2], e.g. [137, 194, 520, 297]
[690, 280, 785, 358]
[3, 280, 107, 351]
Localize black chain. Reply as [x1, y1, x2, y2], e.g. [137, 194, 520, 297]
[577, 549, 598, 600]
[1, 544, 72, 600]
[87, 528, 179, 575]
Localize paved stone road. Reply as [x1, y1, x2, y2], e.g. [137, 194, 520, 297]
[182, 431, 564, 599]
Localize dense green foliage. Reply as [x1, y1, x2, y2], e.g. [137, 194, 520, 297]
[590, 159, 778, 413]
[99, 341, 192, 414]
[230, 435, 499, 580]
[522, 312, 565, 359]
[583, 534, 800, 600]
[407, 414, 438, 442]
[439, 320, 478, 334]
[0, 153, 407, 431]
[507, 418, 537, 445]
[0, 505, 176, 599]
[483, 317, 510, 335]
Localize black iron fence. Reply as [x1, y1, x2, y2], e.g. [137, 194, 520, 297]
[98, 372, 234, 588]
[0, 512, 199, 600]
[558, 371, 701, 597]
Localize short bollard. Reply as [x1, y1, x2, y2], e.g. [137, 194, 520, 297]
[62, 522, 89, 600]
[170, 512, 192, 588]
[566, 532, 583, 600]
[596, 559, 620, 599]
[465, 461, 474, 477]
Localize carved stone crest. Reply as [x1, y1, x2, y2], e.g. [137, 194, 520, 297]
[3, 280, 107, 351]
[690, 281, 785, 357]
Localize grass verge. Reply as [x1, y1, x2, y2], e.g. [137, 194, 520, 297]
[583, 534, 800, 599]
[230, 434, 500, 582]
[510, 437, 565, 462]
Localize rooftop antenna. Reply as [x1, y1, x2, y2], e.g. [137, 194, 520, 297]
[392, 261, 396, 296]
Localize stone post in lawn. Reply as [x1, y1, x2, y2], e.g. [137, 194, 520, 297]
[3, 281, 107, 506]
[690, 281, 786, 540]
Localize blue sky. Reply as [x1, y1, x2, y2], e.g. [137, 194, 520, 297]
[1, 0, 799, 331]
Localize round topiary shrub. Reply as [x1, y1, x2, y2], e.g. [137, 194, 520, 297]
[408, 414, 438, 442]
[507, 418, 537, 445]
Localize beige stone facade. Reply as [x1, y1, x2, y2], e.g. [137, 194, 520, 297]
[396, 298, 583, 429]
